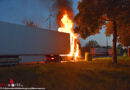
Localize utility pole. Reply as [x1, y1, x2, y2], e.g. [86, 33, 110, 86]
[106, 36, 108, 56]
[49, 8, 52, 31]
[106, 36, 108, 49]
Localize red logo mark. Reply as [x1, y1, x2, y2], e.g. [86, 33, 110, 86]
[10, 78, 14, 84]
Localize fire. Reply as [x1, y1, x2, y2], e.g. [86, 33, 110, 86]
[58, 13, 80, 61]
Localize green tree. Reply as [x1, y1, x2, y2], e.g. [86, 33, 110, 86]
[81, 40, 100, 58]
[85, 40, 100, 48]
[118, 29, 130, 57]
[74, 0, 130, 63]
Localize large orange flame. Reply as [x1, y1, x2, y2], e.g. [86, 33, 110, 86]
[58, 13, 79, 61]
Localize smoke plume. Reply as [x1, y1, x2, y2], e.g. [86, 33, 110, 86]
[52, 0, 73, 26]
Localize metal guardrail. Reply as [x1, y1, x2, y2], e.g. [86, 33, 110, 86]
[0, 58, 20, 66]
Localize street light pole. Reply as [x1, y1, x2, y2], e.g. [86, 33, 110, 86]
[49, 8, 52, 31]
[106, 36, 108, 56]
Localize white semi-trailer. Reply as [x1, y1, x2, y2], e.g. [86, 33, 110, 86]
[0, 22, 70, 65]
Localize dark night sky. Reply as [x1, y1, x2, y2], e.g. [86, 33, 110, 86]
[0, 0, 113, 47]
